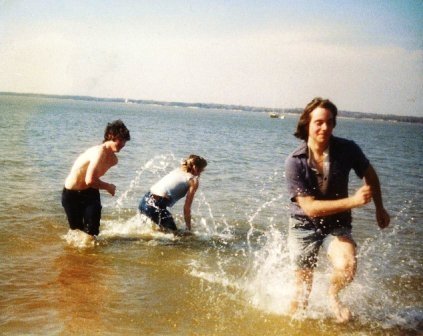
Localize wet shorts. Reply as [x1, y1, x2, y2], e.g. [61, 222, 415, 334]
[61, 188, 102, 236]
[287, 217, 355, 269]
[138, 192, 177, 231]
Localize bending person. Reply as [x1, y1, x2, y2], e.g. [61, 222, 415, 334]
[62, 120, 130, 237]
[139, 155, 207, 233]
[285, 98, 390, 323]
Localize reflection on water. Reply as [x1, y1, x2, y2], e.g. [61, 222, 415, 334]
[54, 249, 115, 334]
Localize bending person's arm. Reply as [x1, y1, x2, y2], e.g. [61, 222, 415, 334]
[183, 178, 199, 231]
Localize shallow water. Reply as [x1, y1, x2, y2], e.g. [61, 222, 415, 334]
[0, 94, 422, 335]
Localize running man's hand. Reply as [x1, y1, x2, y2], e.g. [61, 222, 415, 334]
[376, 207, 390, 229]
[353, 185, 372, 207]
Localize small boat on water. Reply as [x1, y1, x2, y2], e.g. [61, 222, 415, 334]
[269, 112, 285, 119]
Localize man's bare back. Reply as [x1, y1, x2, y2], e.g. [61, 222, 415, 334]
[64, 142, 119, 196]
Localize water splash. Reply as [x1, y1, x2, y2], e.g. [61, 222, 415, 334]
[243, 223, 294, 314]
[114, 153, 178, 214]
[188, 167, 297, 314]
[346, 196, 423, 331]
[62, 229, 97, 249]
[191, 190, 233, 241]
[98, 152, 422, 332]
[187, 169, 423, 333]
[99, 213, 178, 242]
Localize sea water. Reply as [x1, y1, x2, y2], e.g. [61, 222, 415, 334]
[0, 94, 422, 335]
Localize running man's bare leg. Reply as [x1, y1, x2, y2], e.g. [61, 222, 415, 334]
[327, 236, 357, 323]
[289, 268, 314, 315]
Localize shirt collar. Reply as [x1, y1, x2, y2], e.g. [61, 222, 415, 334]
[292, 136, 334, 158]
[292, 141, 308, 157]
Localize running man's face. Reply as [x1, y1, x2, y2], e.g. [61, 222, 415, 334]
[308, 107, 334, 146]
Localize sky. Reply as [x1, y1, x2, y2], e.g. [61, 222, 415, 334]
[0, 0, 422, 116]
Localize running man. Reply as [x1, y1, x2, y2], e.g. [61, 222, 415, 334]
[285, 98, 390, 322]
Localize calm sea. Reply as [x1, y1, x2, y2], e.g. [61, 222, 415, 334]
[0, 94, 422, 335]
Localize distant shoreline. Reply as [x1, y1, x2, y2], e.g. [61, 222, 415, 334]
[1, 91, 422, 124]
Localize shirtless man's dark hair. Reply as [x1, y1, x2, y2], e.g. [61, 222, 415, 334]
[103, 120, 131, 142]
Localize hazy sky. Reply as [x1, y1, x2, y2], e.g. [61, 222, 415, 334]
[0, 0, 422, 116]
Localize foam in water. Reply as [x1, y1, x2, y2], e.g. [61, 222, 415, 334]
[62, 229, 97, 249]
[99, 213, 178, 242]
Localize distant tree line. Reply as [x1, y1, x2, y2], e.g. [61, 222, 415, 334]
[1, 91, 422, 124]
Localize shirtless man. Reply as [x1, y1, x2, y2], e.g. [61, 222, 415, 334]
[285, 98, 389, 322]
[61, 120, 130, 237]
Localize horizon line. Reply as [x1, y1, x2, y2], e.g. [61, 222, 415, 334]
[1, 91, 421, 122]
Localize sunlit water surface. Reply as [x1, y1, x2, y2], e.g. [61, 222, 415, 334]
[0, 95, 422, 335]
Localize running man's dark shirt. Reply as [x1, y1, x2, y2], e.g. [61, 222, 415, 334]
[285, 136, 369, 232]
